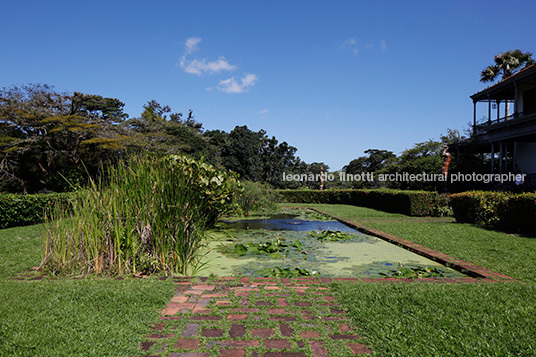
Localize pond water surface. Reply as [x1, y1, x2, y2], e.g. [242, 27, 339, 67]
[199, 209, 466, 278]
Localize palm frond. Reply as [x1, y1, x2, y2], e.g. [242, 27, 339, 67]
[480, 65, 499, 83]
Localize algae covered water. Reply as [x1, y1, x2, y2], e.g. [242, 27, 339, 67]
[199, 209, 466, 278]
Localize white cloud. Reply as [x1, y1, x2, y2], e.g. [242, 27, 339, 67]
[341, 37, 359, 55]
[181, 56, 237, 75]
[340, 37, 387, 56]
[340, 37, 357, 49]
[180, 37, 237, 75]
[259, 108, 268, 115]
[185, 37, 201, 54]
[217, 73, 258, 93]
[380, 40, 387, 51]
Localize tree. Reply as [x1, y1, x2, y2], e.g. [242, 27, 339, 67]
[206, 126, 303, 187]
[480, 49, 534, 83]
[220, 126, 265, 181]
[71, 92, 128, 124]
[260, 136, 299, 186]
[439, 128, 464, 145]
[343, 149, 396, 188]
[0, 84, 130, 193]
[302, 162, 329, 189]
[383, 140, 443, 191]
[123, 101, 209, 159]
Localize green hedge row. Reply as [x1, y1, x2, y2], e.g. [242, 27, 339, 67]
[277, 189, 445, 216]
[450, 191, 536, 235]
[0, 193, 73, 229]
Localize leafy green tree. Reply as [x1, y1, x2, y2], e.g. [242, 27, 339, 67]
[123, 101, 210, 159]
[0, 84, 129, 193]
[71, 92, 129, 124]
[480, 49, 534, 83]
[260, 136, 299, 186]
[220, 126, 265, 181]
[383, 140, 443, 191]
[301, 162, 330, 189]
[206, 126, 303, 187]
[343, 149, 396, 188]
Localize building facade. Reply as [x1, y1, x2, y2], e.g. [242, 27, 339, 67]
[451, 64, 536, 190]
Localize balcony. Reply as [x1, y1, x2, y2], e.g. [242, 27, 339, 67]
[473, 111, 536, 142]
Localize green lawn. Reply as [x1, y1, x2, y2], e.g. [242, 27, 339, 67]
[280, 203, 536, 356]
[0, 224, 174, 356]
[293, 203, 536, 282]
[2, 205, 536, 356]
[333, 282, 536, 356]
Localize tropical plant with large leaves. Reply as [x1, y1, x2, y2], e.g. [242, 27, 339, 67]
[480, 49, 534, 83]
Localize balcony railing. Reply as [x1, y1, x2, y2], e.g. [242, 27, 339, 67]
[473, 111, 536, 136]
[474, 111, 525, 134]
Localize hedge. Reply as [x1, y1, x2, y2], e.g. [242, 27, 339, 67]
[277, 189, 444, 216]
[0, 193, 73, 229]
[450, 191, 536, 235]
[499, 193, 536, 234]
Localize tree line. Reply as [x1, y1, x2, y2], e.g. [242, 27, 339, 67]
[0, 84, 326, 193]
[1, 84, 473, 194]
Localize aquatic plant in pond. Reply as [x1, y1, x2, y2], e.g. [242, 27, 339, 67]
[308, 230, 359, 242]
[279, 208, 333, 221]
[379, 263, 445, 278]
[258, 266, 318, 277]
[202, 209, 468, 278]
[220, 235, 311, 259]
[41, 155, 241, 276]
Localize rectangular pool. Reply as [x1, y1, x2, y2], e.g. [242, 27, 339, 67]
[199, 209, 466, 279]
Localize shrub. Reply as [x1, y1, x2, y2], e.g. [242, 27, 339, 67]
[497, 193, 536, 235]
[450, 191, 536, 235]
[0, 193, 73, 229]
[237, 181, 278, 216]
[166, 155, 241, 226]
[41, 155, 241, 276]
[277, 189, 444, 216]
[450, 191, 511, 226]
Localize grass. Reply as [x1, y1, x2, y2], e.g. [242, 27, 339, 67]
[0, 224, 174, 356]
[43, 156, 213, 276]
[278, 203, 536, 356]
[333, 283, 536, 356]
[286, 203, 536, 282]
[3, 203, 536, 356]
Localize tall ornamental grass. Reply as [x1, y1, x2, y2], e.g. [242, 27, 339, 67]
[41, 155, 240, 276]
[237, 181, 279, 216]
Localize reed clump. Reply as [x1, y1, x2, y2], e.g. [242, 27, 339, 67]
[41, 155, 240, 276]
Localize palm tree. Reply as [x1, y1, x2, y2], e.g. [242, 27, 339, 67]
[480, 50, 534, 119]
[480, 49, 534, 83]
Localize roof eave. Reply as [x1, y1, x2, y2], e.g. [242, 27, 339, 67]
[470, 64, 536, 101]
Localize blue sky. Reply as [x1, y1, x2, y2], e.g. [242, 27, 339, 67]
[2, 0, 535, 170]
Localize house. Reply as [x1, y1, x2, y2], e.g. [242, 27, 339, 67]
[451, 63, 536, 189]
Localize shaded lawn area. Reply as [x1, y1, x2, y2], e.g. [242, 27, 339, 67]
[0, 224, 174, 356]
[280, 203, 536, 356]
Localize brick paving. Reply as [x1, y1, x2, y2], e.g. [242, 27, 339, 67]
[137, 210, 516, 356]
[139, 275, 511, 356]
[139, 277, 373, 356]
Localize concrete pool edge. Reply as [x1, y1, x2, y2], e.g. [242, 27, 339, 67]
[300, 207, 515, 282]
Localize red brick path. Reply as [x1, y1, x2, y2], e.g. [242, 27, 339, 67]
[138, 210, 515, 356]
[139, 277, 373, 356]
